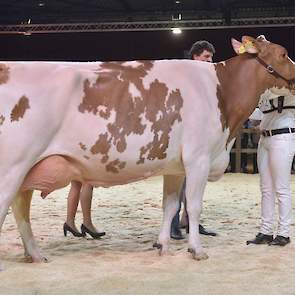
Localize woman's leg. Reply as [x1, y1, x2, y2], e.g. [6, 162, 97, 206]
[80, 184, 95, 231]
[65, 181, 82, 232]
[80, 184, 105, 234]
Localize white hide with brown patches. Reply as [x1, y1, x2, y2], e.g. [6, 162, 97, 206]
[1, 36, 295, 268]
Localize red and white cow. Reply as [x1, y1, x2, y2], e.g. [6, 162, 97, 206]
[0, 35, 295, 269]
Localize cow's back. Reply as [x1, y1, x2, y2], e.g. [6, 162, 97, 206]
[41, 60, 190, 184]
[0, 60, 222, 186]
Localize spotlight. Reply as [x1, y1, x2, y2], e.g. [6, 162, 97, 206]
[171, 28, 182, 34]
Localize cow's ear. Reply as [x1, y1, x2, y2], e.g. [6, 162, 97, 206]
[241, 36, 259, 54]
[231, 38, 245, 54]
[242, 36, 256, 43]
[231, 38, 258, 55]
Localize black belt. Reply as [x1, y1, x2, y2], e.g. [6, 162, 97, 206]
[262, 127, 295, 137]
[262, 106, 295, 114]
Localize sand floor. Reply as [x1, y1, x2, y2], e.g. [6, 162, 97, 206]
[1, 173, 295, 295]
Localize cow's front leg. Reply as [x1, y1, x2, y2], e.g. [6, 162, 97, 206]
[11, 190, 48, 263]
[185, 161, 209, 260]
[154, 175, 184, 256]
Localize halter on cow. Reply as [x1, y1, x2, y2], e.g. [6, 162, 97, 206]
[0, 35, 295, 269]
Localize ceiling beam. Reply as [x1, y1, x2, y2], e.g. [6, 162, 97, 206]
[0, 16, 294, 34]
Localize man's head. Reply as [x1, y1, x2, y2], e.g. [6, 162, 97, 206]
[189, 40, 215, 62]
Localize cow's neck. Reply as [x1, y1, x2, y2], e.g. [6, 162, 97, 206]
[215, 54, 270, 142]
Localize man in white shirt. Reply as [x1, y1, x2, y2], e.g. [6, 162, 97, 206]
[247, 92, 295, 246]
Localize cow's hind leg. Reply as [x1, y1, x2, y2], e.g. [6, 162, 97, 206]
[0, 179, 25, 270]
[0, 199, 8, 272]
[185, 161, 209, 260]
[154, 175, 184, 256]
[11, 190, 47, 263]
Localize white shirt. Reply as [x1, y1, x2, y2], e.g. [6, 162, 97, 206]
[249, 91, 295, 130]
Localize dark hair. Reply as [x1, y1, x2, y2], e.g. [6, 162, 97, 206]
[188, 40, 215, 59]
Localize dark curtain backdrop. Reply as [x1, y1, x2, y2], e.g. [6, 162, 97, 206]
[0, 26, 294, 61]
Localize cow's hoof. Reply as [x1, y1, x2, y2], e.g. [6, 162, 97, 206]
[153, 242, 162, 250]
[41, 257, 49, 263]
[24, 255, 49, 263]
[188, 248, 209, 261]
[153, 242, 169, 256]
[153, 242, 163, 256]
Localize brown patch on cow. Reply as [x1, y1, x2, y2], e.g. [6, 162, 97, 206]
[137, 87, 183, 164]
[0, 64, 10, 85]
[105, 159, 126, 174]
[83, 155, 90, 160]
[0, 115, 5, 125]
[10, 96, 30, 122]
[90, 132, 111, 160]
[79, 142, 87, 151]
[79, 61, 150, 156]
[79, 61, 183, 170]
[101, 155, 108, 164]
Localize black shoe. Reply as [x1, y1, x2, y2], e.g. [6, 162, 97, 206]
[246, 233, 273, 245]
[63, 222, 84, 237]
[183, 224, 217, 236]
[199, 224, 217, 236]
[268, 235, 290, 246]
[170, 227, 184, 240]
[81, 224, 106, 239]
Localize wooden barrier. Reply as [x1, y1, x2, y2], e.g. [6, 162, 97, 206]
[229, 128, 260, 173]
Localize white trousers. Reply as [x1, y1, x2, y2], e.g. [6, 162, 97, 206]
[258, 133, 295, 237]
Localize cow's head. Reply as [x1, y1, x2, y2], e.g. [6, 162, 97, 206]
[231, 35, 295, 95]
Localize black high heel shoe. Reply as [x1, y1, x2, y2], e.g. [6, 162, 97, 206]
[81, 224, 106, 239]
[63, 222, 84, 237]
